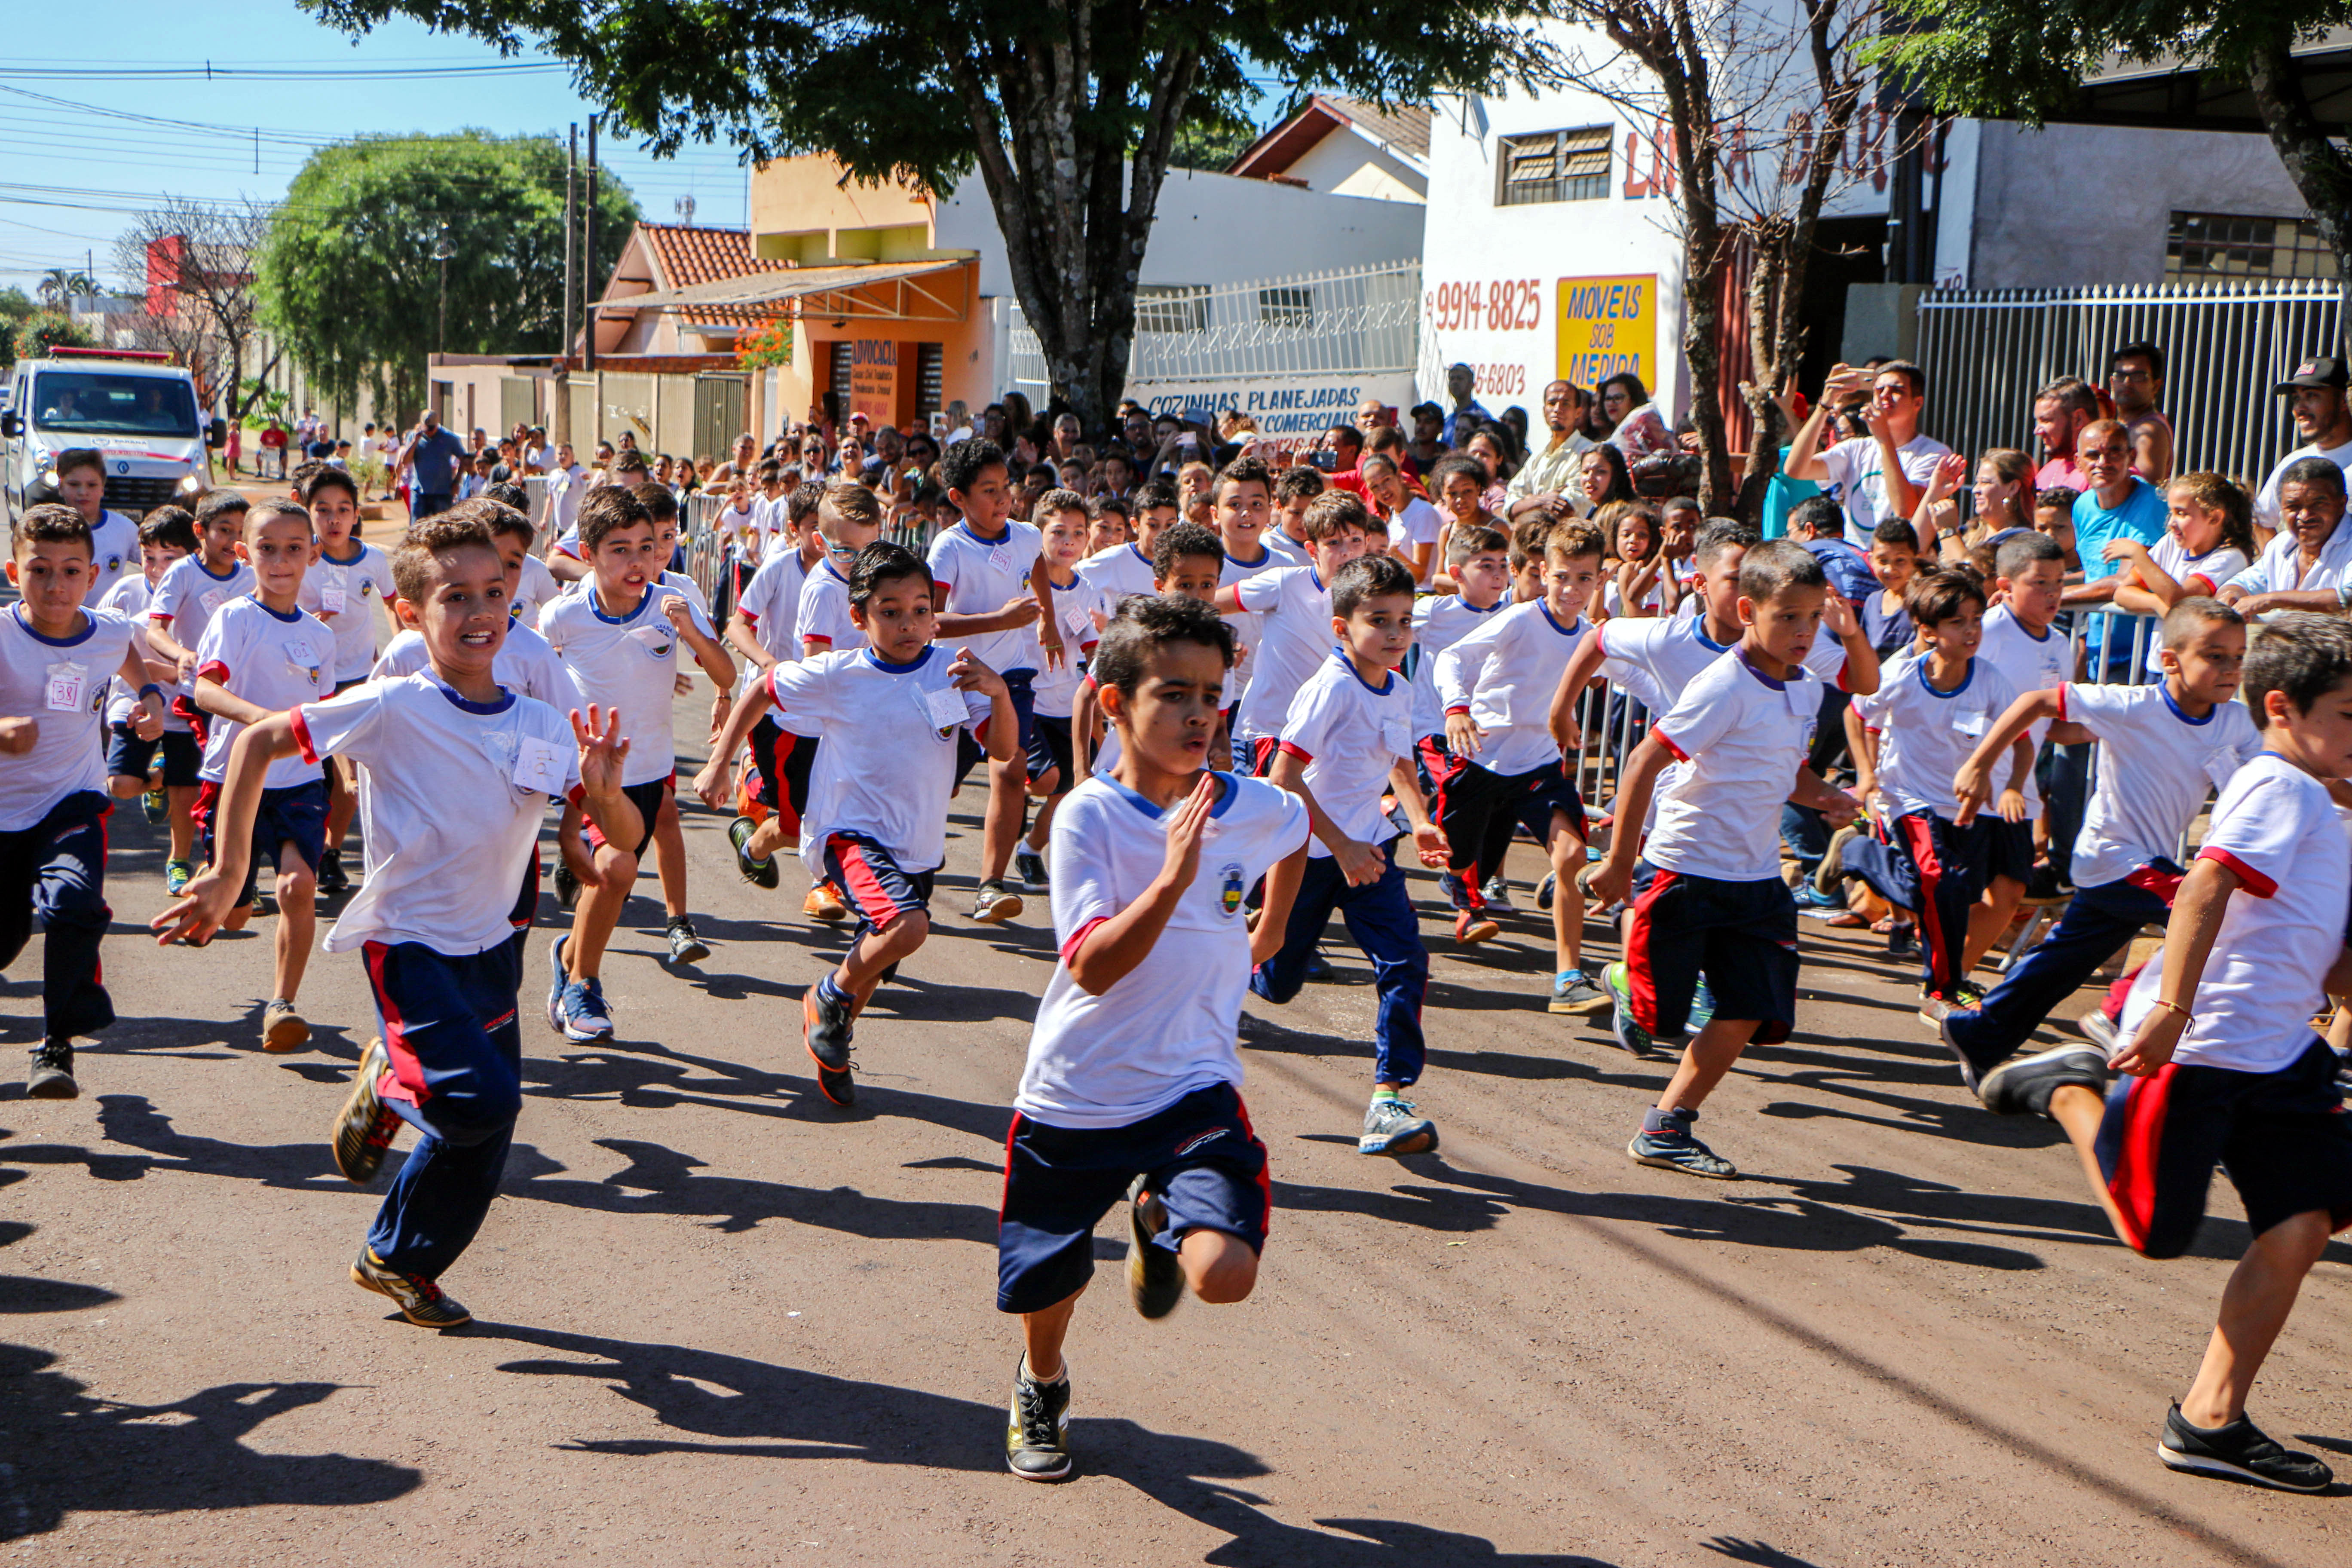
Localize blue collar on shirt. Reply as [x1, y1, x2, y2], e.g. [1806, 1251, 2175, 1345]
[1694, 621, 1733, 652]
[822, 559, 851, 585]
[1537, 604, 1580, 637]
[425, 669, 514, 715]
[1101, 769, 1240, 820]
[2160, 683, 2217, 726]
[588, 585, 653, 626]
[254, 599, 304, 625]
[862, 644, 935, 675]
[1125, 543, 1152, 570]
[1329, 646, 1395, 694]
[9, 602, 95, 647]
[1738, 648, 1787, 690]
[959, 520, 1013, 547]
[1916, 656, 1974, 698]
[319, 543, 367, 568]
[193, 557, 241, 583]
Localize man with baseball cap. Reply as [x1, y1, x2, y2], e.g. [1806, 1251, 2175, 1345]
[2256, 356, 2352, 530]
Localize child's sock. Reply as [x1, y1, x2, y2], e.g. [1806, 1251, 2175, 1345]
[817, 972, 853, 1009]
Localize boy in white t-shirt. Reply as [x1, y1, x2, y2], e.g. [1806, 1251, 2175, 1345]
[99, 509, 198, 872]
[1432, 519, 1606, 1010]
[1017, 490, 1110, 890]
[1961, 531, 2072, 960]
[1840, 570, 2031, 1013]
[481, 480, 561, 628]
[695, 542, 1015, 1107]
[539, 486, 733, 1041]
[2, 506, 169, 1098]
[1078, 476, 1182, 603]
[1069, 525, 1225, 783]
[50, 447, 140, 607]
[156, 514, 640, 1332]
[631, 483, 723, 966]
[996, 594, 1308, 1483]
[191, 499, 336, 1051]
[1213, 489, 1374, 774]
[1939, 598, 2260, 1083]
[1964, 613, 2352, 1494]
[146, 492, 255, 794]
[1209, 457, 1283, 741]
[725, 480, 826, 884]
[1586, 542, 1863, 1179]
[372, 500, 573, 706]
[1253, 554, 1448, 1153]
[294, 464, 397, 897]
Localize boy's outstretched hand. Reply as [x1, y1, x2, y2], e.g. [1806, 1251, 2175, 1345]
[1820, 590, 1859, 642]
[571, 703, 631, 799]
[948, 647, 1010, 700]
[1411, 822, 1448, 869]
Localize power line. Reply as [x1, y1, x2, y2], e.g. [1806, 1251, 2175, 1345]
[0, 60, 567, 80]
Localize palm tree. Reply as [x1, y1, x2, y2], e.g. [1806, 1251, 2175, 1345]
[36, 267, 95, 307]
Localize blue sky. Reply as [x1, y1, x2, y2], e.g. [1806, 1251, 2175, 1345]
[1, 0, 753, 291]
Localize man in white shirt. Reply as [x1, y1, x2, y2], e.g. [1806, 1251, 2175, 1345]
[1783, 361, 1951, 549]
[1506, 380, 1597, 522]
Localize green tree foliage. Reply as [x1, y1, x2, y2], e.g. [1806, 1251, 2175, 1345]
[306, 0, 1553, 431]
[0, 286, 36, 368]
[14, 311, 92, 363]
[255, 130, 637, 418]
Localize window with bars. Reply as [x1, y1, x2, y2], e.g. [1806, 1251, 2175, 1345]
[1134, 284, 1210, 333]
[914, 343, 943, 419]
[1497, 126, 1612, 207]
[1258, 286, 1314, 328]
[2166, 211, 2340, 281]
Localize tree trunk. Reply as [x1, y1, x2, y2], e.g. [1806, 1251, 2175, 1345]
[2245, 25, 2352, 349]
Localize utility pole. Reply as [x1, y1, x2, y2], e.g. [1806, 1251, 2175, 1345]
[433, 221, 455, 354]
[556, 122, 577, 450]
[583, 115, 600, 374]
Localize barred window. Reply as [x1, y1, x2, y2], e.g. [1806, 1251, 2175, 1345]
[2167, 211, 2340, 281]
[1258, 286, 1313, 328]
[1497, 126, 1612, 207]
[1134, 285, 1209, 333]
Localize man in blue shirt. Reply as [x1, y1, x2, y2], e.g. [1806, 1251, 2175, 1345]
[1440, 363, 1495, 448]
[398, 410, 467, 520]
[2065, 417, 2168, 668]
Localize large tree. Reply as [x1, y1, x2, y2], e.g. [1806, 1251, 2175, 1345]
[254, 130, 637, 419]
[306, 0, 1556, 433]
[113, 196, 283, 426]
[1877, 0, 2352, 331]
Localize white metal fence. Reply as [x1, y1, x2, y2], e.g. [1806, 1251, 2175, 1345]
[1008, 260, 1421, 405]
[1914, 279, 2343, 486]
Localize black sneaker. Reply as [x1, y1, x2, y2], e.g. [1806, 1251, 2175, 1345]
[1126, 1176, 1184, 1320]
[316, 848, 351, 894]
[1015, 846, 1048, 890]
[2022, 863, 2071, 907]
[2158, 1404, 2333, 1492]
[1936, 1010, 2008, 1096]
[350, 1248, 471, 1329]
[332, 1039, 403, 1185]
[802, 983, 856, 1106]
[553, 859, 581, 911]
[2078, 1008, 2121, 1056]
[665, 916, 710, 965]
[25, 1039, 77, 1099]
[1627, 1107, 1738, 1179]
[1977, 1043, 2107, 1118]
[728, 816, 779, 889]
[1359, 1095, 1437, 1156]
[1886, 924, 1918, 960]
[1005, 1356, 1073, 1482]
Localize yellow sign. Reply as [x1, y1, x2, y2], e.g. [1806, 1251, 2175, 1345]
[1556, 275, 1657, 390]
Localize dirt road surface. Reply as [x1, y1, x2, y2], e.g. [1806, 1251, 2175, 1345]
[4, 695, 2349, 1566]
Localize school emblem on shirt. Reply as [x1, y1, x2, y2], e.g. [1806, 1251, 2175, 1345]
[104, 554, 123, 576]
[285, 639, 325, 689]
[1219, 862, 1245, 917]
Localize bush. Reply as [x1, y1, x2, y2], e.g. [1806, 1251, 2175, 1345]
[14, 311, 91, 361]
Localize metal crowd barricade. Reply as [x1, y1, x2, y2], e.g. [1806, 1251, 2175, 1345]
[683, 490, 730, 609]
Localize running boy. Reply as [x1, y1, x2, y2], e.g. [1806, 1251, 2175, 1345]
[1078, 476, 1182, 602]
[1968, 531, 2071, 949]
[146, 493, 255, 830]
[49, 448, 139, 606]
[155, 512, 640, 1331]
[295, 462, 396, 895]
[3, 505, 168, 1097]
[1431, 519, 1607, 1011]
[726, 479, 826, 886]
[1214, 490, 1373, 773]
[1017, 489, 1109, 889]
[539, 485, 733, 1040]
[1966, 613, 2352, 1493]
[630, 482, 720, 965]
[997, 594, 1307, 1482]
[99, 508, 199, 877]
[693, 542, 1016, 1107]
[1584, 541, 1862, 1179]
[1253, 554, 1448, 1153]
[1410, 525, 1512, 908]
[1938, 598, 2260, 1082]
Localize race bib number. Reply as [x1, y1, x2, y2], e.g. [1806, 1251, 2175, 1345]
[926, 685, 970, 730]
[511, 734, 567, 796]
[987, 544, 1014, 574]
[45, 661, 86, 713]
[199, 588, 226, 616]
[1954, 713, 1987, 739]
[320, 572, 348, 615]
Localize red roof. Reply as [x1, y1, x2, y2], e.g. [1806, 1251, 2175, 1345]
[631, 223, 796, 329]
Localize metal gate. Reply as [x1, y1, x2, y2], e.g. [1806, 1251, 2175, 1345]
[692, 374, 747, 466]
[1914, 280, 2342, 484]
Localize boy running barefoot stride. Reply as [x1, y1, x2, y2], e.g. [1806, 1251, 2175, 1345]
[1972, 613, 2352, 1492]
[999, 595, 1307, 1482]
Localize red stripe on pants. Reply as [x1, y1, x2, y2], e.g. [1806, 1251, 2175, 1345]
[1898, 814, 1952, 995]
[830, 836, 902, 928]
[1624, 869, 1678, 1035]
[2107, 1066, 2175, 1255]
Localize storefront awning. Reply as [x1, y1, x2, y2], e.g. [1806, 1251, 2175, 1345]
[610, 258, 973, 322]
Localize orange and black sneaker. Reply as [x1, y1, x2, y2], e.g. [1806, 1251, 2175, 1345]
[1452, 908, 1500, 945]
[804, 882, 849, 923]
[332, 1038, 403, 1185]
[802, 980, 857, 1106]
[350, 1248, 471, 1329]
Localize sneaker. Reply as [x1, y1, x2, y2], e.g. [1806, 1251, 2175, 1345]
[1602, 961, 1657, 1059]
[25, 1039, 77, 1099]
[316, 848, 351, 894]
[1126, 1176, 1184, 1320]
[1437, 871, 1473, 911]
[141, 785, 167, 825]
[263, 999, 311, 1053]
[1977, 1043, 2106, 1118]
[1548, 969, 1610, 1016]
[972, 881, 1024, 925]
[2078, 1008, 2121, 1055]
[2158, 1404, 2332, 1492]
[1359, 1094, 1438, 1156]
[804, 882, 849, 924]
[728, 816, 778, 889]
[545, 935, 615, 1041]
[1015, 846, 1049, 890]
[1537, 871, 1556, 912]
[553, 859, 581, 911]
[1005, 1355, 1073, 1482]
[332, 1038, 402, 1185]
[2021, 863, 2072, 907]
[1482, 876, 1514, 913]
[665, 916, 710, 965]
[802, 982, 856, 1106]
[1302, 949, 1336, 983]
[1452, 908, 1500, 945]
[1918, 993, 1962, 1029]
[1886, 924, 1918, 960]
[1627, 1108, 1738, 1179]
[1792, 881, 1843, 911]
[1936, 1008, 2009, 1095]
[350, 1248, 471, 1329]
[1689, 977, 1716, 1030]
[164, 859, 194, 897]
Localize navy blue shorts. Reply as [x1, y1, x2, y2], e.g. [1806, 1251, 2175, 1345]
[822, 830, 934, 936]
[1027, 712, 1074, 790]
[583, 776, 670, 859]
[107, 725, 201, 787]
[1623, 863, 1798, 1042]
[955, 667, 1037, 789]
[2096, 1038, 2352, 1260]
[749, 717, 818, 833]
[1984, 816, 2035, 885]
[997, 1081, 1271, 1314]
[196, 776, 328, 908]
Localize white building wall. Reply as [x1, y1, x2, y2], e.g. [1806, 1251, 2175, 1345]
[1285, 132, 1427, 203]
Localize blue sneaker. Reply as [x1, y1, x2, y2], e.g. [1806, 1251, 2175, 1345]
[1792, 882, 1842, 910]
[1603, 961, 1657, 1058]
[1627, 1107, 1738, 1179]
[545, 934, 571, 1035]
[545, 934, 615, 1041]
[1689, 977, 1716, 1030]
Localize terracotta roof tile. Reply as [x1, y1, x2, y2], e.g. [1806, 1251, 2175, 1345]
[635, 223, 796, 329]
